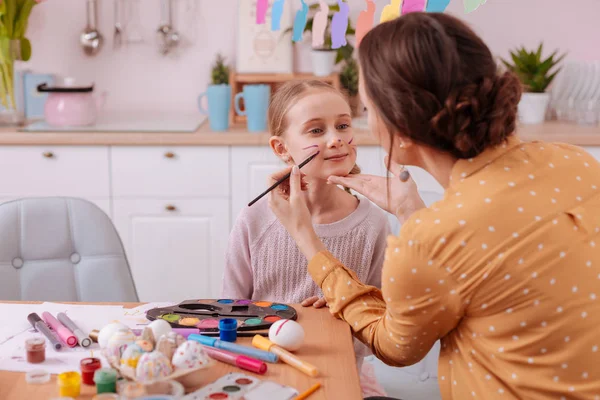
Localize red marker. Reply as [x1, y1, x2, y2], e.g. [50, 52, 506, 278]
[203, 346, 267, 375]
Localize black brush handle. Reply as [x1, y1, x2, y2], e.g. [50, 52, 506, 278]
[248, 152, 319, 207]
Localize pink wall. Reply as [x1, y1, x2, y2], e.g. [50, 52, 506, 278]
[23, 0, 599, 115]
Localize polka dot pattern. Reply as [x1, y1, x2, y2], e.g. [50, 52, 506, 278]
[308, 138, 600, 399]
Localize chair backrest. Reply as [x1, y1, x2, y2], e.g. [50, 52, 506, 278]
[0, 197, 139, 302]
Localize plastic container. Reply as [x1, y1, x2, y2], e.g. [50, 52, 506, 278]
[219, 318, 237, 342]
[25, 337, 46, 363]
[26, 369, 50, 384]
[92, 394, 120, 400]
[57, 371, 81, 397]
[118, 380, 146, 398]
[80, 357, 102, 385]
[94, 368, 118, 393]
[145, 380, 185, 396]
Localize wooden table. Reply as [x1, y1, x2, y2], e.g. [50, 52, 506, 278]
[0, 302, 362, 400]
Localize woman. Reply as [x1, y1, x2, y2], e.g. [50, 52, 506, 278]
[268, 12, 600, 400]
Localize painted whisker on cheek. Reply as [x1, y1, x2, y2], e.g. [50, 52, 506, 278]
[302, 145, 319, 150]
[347, 137, 354, 145]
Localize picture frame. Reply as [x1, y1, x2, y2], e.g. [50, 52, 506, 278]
[235, 0, 294, 74]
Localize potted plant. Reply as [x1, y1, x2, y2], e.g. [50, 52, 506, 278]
[197, 53, 231, 131]
[0, 0, 46, 126]
[285, 2, 355, 77]
[501, 43, 566, 124]
[340, 57, 361, 116]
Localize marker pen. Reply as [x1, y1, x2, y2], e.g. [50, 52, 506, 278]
[43, 312, 77, 347]
[27, 313, 62, 351]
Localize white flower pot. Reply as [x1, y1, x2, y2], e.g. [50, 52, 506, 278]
[518, 93, 550, 124]
[311, 50, 336, 77]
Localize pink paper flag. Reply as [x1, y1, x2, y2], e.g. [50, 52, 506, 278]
[356, 0, 376, 47]
[256, 0, 269, 24]
[402, 0, 426, 14]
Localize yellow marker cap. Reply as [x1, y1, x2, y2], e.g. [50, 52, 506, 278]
[252, 335, 274, 351]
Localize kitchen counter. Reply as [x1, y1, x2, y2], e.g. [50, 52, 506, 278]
[0, 121, 598, 146]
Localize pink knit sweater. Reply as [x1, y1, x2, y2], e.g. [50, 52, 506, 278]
[221, 196, 391, 397]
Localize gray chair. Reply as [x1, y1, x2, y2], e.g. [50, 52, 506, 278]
[0, 197, 138, 302]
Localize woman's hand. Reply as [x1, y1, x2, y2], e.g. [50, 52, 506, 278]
[268, 166, 326, 260]
[327, 156, 426, 223]
[301, 296, 328, 308]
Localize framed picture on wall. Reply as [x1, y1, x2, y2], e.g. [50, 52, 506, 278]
[236, 0, 293, 74]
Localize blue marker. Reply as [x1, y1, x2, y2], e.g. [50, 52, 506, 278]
[188, 334, 279, 363]
[271, 0, 285, 31]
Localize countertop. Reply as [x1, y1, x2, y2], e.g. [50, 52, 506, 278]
[0, 121, 599, 146]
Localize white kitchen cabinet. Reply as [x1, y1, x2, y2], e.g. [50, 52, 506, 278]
[230, 147, 284, 224]
[0, 146, 110, 198]
[113, 198, 229, 302]
[111, 146, 230, 198]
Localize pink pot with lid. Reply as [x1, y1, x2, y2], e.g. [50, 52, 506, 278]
[38, 78, 107, 127]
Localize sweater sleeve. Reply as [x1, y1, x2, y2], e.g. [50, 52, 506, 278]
[221, 212, 253, 299]
[308, 235, 464, 367]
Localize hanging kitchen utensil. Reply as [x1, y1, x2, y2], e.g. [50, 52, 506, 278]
[113, 0, 123, 49]
[156, 0, 180, 55]
[80, 0, 104, 56]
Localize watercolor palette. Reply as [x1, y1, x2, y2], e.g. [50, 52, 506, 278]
[182, 373, 298, 400]
[145, 299, 298, 332]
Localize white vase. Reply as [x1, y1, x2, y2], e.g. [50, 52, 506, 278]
[310, 50, 336, 77]
[518, 93, 550, 124]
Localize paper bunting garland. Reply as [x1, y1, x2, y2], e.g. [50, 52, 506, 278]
[258, 0, 486, 44]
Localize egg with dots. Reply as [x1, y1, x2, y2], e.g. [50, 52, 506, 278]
[171, 340, 211, 370]
[268, 319, 305, 351]
[104, 329, 137, 360]
[135, 350, 173, 382]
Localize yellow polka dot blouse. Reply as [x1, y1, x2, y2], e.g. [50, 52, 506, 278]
[309, 136, 600, 399]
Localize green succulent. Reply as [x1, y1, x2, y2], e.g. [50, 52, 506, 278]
[211, 53, 230, 85]
[284, 2, 355, 65]
[340, 57, 358, 97]
[501, 43, 566, 93]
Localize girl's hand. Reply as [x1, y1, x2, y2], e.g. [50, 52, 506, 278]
[268, 166, 326, 260]
[301, 296, 328, 308]
[327, 156, 426, 223]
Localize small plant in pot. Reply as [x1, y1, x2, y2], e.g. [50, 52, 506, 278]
[285, 2, 355, 77]
[340, 57, 361, 116]
[501, 43, 566, 124]
[198, 53, 232, 131]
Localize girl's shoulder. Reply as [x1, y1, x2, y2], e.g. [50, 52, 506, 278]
[232, 196, 279, 246]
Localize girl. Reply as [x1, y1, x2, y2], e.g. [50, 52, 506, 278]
[222, 80, 390, 397]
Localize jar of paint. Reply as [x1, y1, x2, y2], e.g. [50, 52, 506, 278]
[57, 371, 82, 397]
[25, 337, 46, 363]
[145, 380, 185, 396]
[93, 368, 118, 393]
[219, 318, 238, 342]
[80, 357, 102, 385]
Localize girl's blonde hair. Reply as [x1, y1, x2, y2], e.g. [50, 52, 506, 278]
[267, 80, 361, 195]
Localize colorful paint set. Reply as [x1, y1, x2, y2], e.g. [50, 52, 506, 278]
[145, 299, 298, 333]
[182, 373, 298, 400]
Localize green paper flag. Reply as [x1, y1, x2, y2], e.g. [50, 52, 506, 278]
[464, 0, 486, 13]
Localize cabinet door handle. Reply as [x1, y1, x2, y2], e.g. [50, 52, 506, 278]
[42, 152, 54, 158]
[164, 152, 175, 158]
[165, 204, 177, 211]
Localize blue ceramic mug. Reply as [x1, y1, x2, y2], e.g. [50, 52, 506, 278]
[198, 84, 231, 132]
[234, 84, 271, 132]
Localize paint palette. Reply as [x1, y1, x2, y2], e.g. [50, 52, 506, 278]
[182, 373, 298, 400]
[145, 299, 298, 332]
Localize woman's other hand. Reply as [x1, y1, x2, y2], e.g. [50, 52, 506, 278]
[327, 156, 426, 223]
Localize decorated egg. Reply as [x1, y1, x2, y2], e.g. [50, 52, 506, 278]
[167, 331, 186, 347]
[268, 319, 305, 351]
[136, 339, 154, 352]
[98, 322, 128, 349]
[104, 329, 136, 360]
[148, 319, 172, 342]
[135, 351, 173, 382]
[121, 343, 146, 368]
[171, 341, 211, 370]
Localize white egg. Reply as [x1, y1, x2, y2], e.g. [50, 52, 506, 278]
[268, 319, 305, 351]
[148, 319, 172, 342]
[98, 322, 129, 349]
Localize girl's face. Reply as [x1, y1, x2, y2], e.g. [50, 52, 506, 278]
[271, 89, 357, 180]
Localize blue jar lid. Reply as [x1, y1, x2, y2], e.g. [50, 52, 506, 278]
[219, 318, 238, 330]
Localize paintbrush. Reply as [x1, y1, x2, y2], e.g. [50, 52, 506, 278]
[248, 151, 320, 207]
